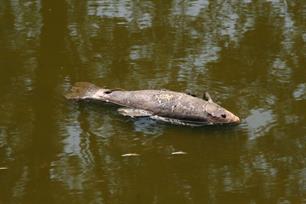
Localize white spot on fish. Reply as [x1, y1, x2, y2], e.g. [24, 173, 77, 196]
[154, 94, 174, 104]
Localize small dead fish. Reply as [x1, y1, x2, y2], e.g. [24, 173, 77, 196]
[171, 151, 187, 155]
[121, 153, 140, 157]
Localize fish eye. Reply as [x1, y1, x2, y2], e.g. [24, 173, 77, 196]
[221, 114, 226, 118]
[104, 90, 112, 94]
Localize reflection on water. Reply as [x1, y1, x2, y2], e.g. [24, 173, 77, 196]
[132, 117, 163, 135]
[0, 0, 305, 203]
[293, 83, 306, 100]
[245, 109, 276, 140]
[87, 0, 133, 20]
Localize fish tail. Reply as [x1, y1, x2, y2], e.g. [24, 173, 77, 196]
[65, 82, 100, 100]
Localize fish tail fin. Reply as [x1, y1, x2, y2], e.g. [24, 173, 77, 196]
[65, 82, 100, 100]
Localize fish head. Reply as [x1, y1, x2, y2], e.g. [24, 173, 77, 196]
[205, 102, 240, 125]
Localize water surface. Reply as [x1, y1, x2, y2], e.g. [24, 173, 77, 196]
[0, 0, 305, 203]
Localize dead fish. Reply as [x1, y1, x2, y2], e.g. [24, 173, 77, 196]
[65, 82, 240, 126]
[171, 151, 187, 155]
[0, 167, 8, 170]
[121, 153, 140, 157]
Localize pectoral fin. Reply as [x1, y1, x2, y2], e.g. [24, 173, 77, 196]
[118, 108, 153, 118]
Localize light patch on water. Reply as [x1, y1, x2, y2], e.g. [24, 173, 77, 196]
[50, 157, 86, 191]
[129, 44, 153, 61]
[280, 1, 295, 54]
[293, 83, 306, 101]
[266, 0, 282, 3]
[0, 127, 6, 146]
[87, 0, 133, 22]
[12, 166, 29, 202]
[283, 7, 295, 32]
[64, 124, 82, 155]
[242, 14, 255, 32]
[303, 33, 306, 42]
[222, 167, 247, 193]
[217, 2, 239, 42]
[245, 109, 276, 140]
[92, 119, 116, 139]
[137, 13, 152, 29]
[133, 117, 163, 136]
[0, 127, 13, 160]
[194, 44, 221, 67]
[61, 99, 98, 166]
[253, 154, 276, 176]
[270, 58, 292, 83]
[284, 114, 300, 125]
[265, 94, 277, 106]
[190, 29, 200, 39]
[10, 0, 42, 43]
[300, 168, 306, 192]
[171, 0, 209, 17]
[68, 23, 79, 38]
[176, 37, 220, 83]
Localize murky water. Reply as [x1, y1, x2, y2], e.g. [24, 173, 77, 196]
[0, 0, 305, 203]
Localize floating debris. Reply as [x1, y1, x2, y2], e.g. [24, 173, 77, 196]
[0, 167, 8, 170]
[171, 151, 187, 155]
[121, 153, 140, 157]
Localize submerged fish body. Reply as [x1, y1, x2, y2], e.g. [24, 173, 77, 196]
[65, 82, 240, 126]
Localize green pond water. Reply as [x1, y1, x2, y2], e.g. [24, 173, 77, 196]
[0, 0, 305, 203]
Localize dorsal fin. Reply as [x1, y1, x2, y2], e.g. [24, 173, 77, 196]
[203, 92, 213, 103]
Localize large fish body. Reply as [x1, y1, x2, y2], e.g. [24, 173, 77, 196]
[65, 82, 240, 126]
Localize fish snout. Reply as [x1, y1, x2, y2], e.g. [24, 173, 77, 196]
[224, 109, 240, 125]
[231, 115, 240, 124]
